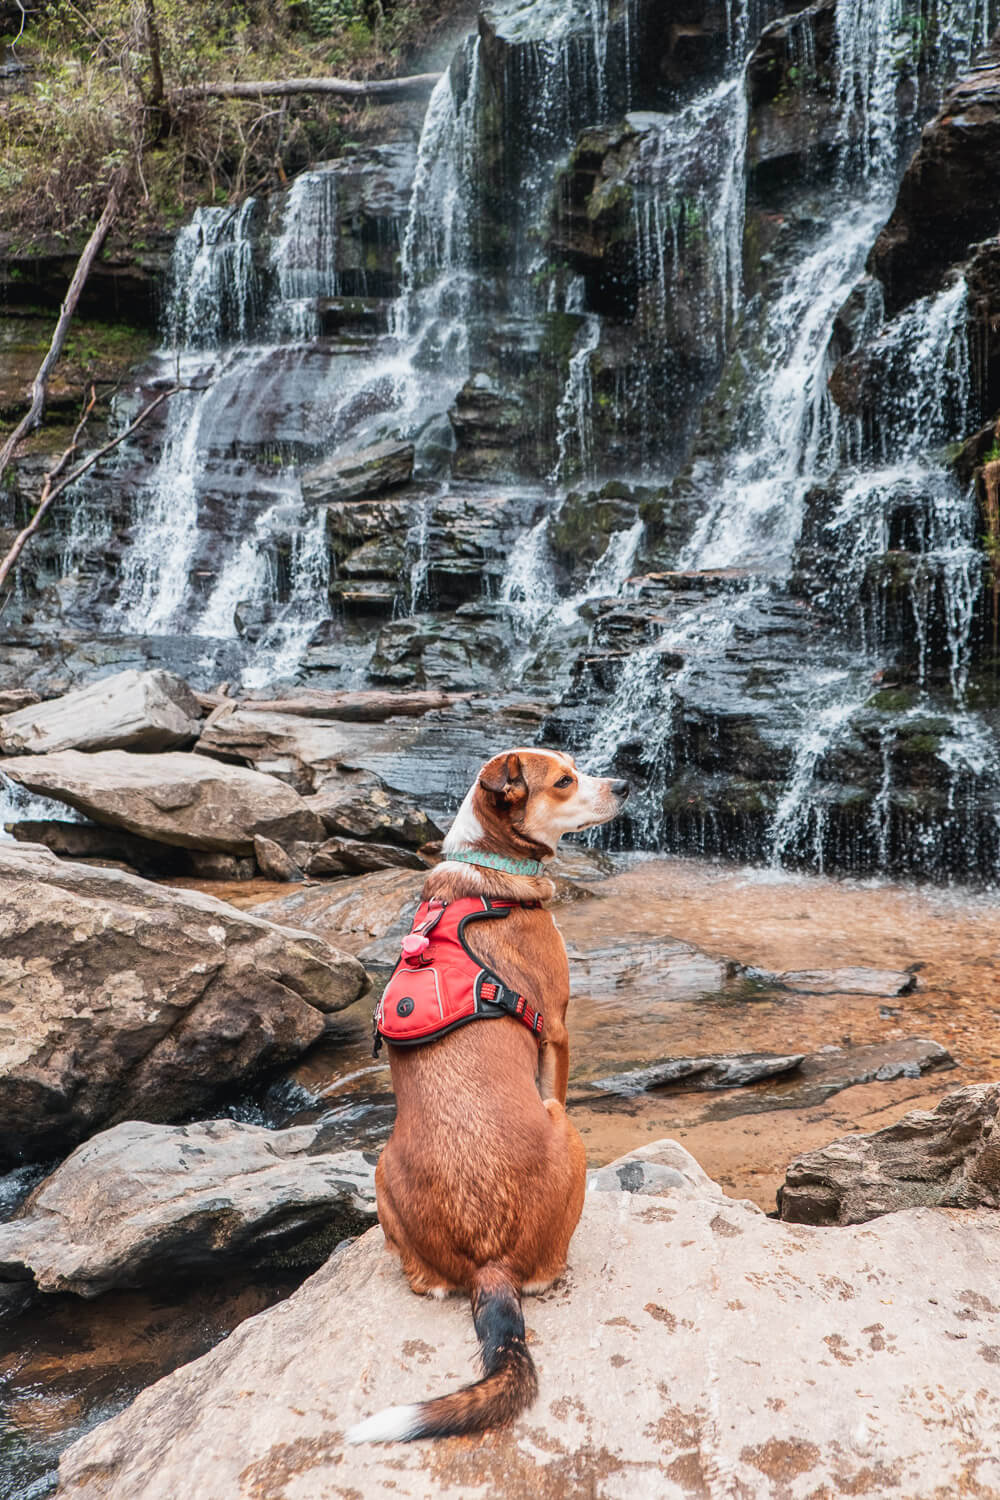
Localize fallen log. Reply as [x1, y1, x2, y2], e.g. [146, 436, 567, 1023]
[175, 72, 441, 104]
[193, 689, 477, 721]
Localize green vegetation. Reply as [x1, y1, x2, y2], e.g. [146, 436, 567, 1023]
[0, 0, 458, 245]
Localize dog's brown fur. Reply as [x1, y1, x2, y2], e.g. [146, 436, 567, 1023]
[348, 748, 627, 1443]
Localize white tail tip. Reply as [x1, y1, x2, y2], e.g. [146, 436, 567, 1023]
[346, 1403, 422, 1445]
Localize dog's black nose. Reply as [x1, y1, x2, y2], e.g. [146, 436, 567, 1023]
[611, 780, 630, 800]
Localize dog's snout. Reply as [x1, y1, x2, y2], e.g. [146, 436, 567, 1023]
[611, 779, 630, 800]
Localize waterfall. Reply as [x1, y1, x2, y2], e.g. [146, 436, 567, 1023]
[166, 201, 258, 349]
[269, 169, 340, 340]
[550, 310, 601, 484]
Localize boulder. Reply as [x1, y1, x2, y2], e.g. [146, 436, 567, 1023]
[0, 670, 202, 756]
[253, 834, 306, 882]
[779, 1083, 1000, 1225]
[0, 843, 367, 1162]
[304, 836, 426, 876]
[55, 1140, 1000, 1499]
[300, 440, 414, 504]
[0, 1119, 377, 1297]
[1, 749, 325, 854]
[304, 771, 442, 848]
[869, 44, 1000, 314]
[194, 708, 385, 793]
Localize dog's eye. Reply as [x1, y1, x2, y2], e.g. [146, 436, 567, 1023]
[554, 775, 574, 788]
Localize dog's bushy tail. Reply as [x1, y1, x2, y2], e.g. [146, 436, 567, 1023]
[346, 1264, 537, 1443]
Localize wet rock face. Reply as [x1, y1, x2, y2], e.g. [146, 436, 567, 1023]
[54, 1140, 1000, 1499]
[745, 0, 839, 184]
[870, 45, 1000, 317]
[0, 1120, 377, 1297]
[0, 844, 367, 1163]
[779, 1083, 1000, 1225]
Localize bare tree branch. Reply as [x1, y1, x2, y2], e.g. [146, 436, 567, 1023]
[175, 72, 442, 103]
[0, 173, 125, 486]
[0, 385, 180, 595]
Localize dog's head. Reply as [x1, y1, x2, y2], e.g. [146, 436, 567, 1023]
[446, 747, 629, 861]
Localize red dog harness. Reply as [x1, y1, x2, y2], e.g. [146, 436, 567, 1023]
[373, 897, 545, 1054]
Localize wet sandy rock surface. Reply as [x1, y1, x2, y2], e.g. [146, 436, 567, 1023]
[53, 1141, 1000, 1500]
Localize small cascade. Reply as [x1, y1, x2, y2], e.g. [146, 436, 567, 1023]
[115, 360, 227, 634]
[581, 642, 677, 839]
[550, 308, 601, 484]
[822, 278, 979, 696]
[680, 199, 888, 572]
[406, 498, 432, 612]
[500, 513, 643, 641]
[0, 772, 85, 840]
[835, 0, 992, 177]
[269, 169, 340, 340]
[393, 38, 483, 364]
[498, 516, 556, 630]
[241, 504, 331, 690]
[166, 201, 258, 349]
[766, 672, 871, 871]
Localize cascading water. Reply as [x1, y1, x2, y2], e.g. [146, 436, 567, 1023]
[13, 0, 1000, 882]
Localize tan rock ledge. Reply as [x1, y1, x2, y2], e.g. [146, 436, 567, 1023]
[55, 1139, 1000, 1499]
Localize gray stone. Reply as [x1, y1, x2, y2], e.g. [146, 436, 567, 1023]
[301, 440, 414, 504]
[779, 1082, 1000, 1225]
[305, 836, 426, 876]
[775, 967, 917, 996]
[304, 772, 442, 848]
[590, 1051, 807, 1098]
[0, 669, 202, 755]
[1, 749, 325, 854]
[0, 843, 367, 1161]
[55, 1140, 1000, 1499]
[195, 708, 387, 794]
[0, 1119, 377, 1296]
[698, 1037, 955, 1121]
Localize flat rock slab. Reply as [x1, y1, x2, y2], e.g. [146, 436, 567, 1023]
[301, 440, 414, 503]
[194, 709, 387, 794]
[0, 844, 367, 1161]
[774, 967, 917, 997]
[1, 749, 325, 853]
[0, 1119, 377, 1296]
[698, 1037, 954, 1120]
[589, 1051, 807, 1098]
[780, 1082, 1000, 1225]
[55, 1140, 1000, 1499]
[0, 670, 202, 755]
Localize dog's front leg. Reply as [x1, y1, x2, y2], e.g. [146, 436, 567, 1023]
[538, 1016, 569, 1105]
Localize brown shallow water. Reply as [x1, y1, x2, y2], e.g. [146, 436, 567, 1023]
[187, 853, 1000, 1210]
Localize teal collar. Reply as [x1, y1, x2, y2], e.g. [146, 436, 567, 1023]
[445, 848, 545, 877]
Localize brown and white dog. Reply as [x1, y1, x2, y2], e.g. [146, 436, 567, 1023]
[347, 747, 628, 1444]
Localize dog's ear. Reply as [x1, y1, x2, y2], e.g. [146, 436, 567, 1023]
[478, 752, 526, 805]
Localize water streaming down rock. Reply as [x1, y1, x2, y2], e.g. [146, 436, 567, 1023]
[7, 0, 1000, 881]
[269, 169, 340, 341]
